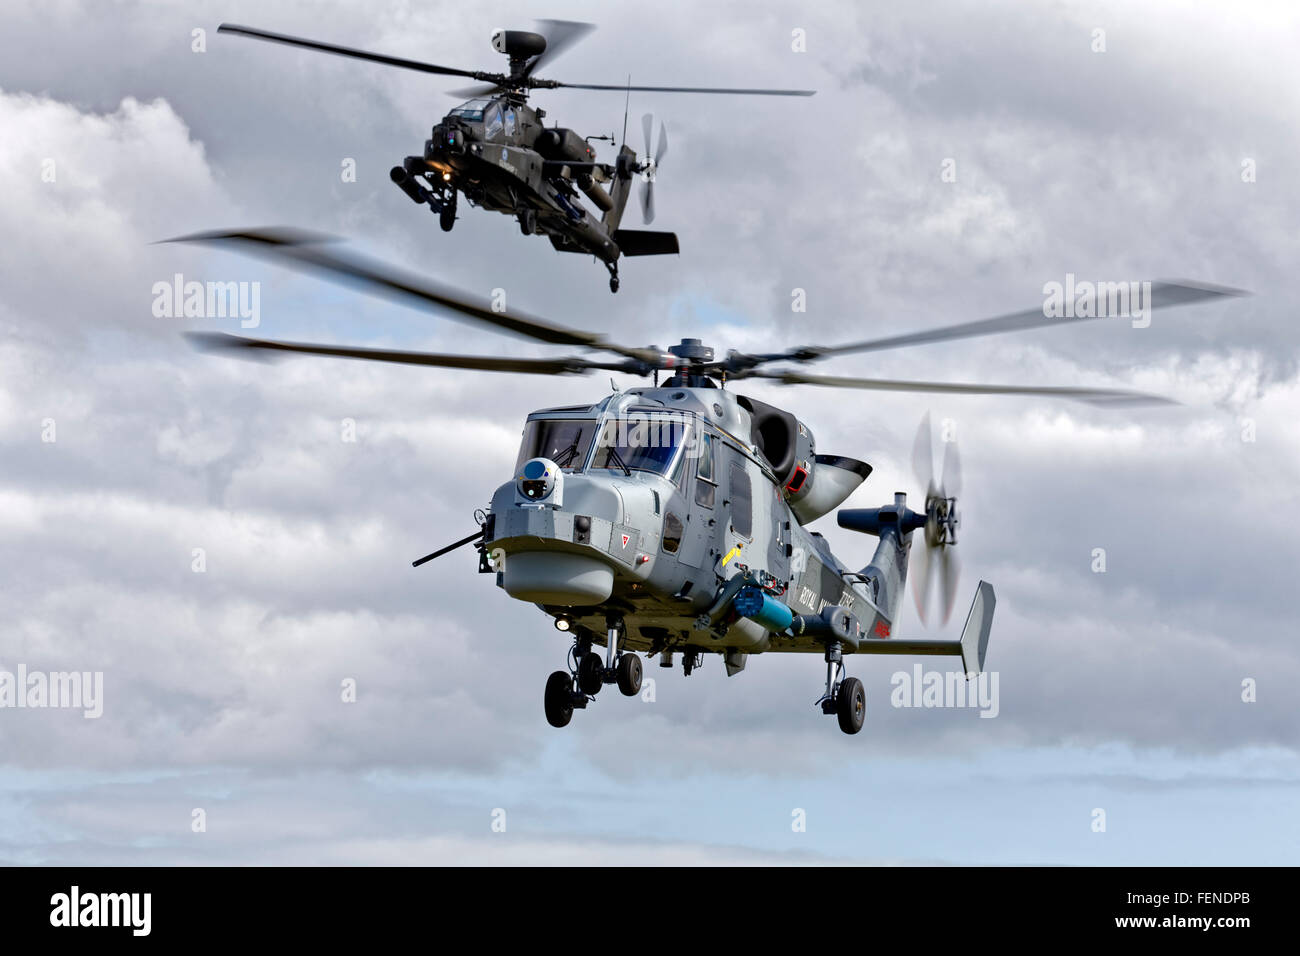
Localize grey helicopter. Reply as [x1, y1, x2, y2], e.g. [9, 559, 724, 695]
[169, 228, 1241, 733]
[215, 20, 815, 293]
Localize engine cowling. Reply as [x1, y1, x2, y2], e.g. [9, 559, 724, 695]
[535, 127, 595, 164]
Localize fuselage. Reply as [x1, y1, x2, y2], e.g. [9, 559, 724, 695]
[419, 96, 623, 261]
[484, 385, 900, 662]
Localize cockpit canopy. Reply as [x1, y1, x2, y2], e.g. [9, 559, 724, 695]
[515, 410, 696, 479]
[448, 98, 491, 121]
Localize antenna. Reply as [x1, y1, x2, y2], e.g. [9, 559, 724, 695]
[619, 74, 631, 148]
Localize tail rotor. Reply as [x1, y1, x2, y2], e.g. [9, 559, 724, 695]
[910, 412, 962, 626]
[638, 112, 668, 224]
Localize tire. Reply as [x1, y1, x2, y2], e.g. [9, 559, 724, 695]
[577, 652, 605, 696]
[836, 677, 865, 735]
[544, 671, 574, 728]
[616, 653, 642, 697]
[439, 203, 456, 232]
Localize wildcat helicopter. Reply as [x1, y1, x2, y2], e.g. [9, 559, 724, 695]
[216, 20, 815, 293]
[169, 228, 1240, 733]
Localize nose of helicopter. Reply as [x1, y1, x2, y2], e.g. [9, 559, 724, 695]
[501, 551, 614, 605]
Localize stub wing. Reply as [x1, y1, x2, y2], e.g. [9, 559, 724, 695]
[855, 580, 995, 675]
[612, 229, 680, 256]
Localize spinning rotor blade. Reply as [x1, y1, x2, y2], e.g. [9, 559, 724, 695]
[938, 546, 961, 627]
[911, 412, 936, 495]
[741, 369, 1177, 407]
[218, 24, 486, 79]
[641, 112, 653, 161]
[941, 439, 962, 499]
[655, 120, 669, 165]
[186, 332, 631, 375]
[912, 539, 933, 624]
[162, 228, 654, 363]
[764, 280, 1245, 364]
[548, 80, 814, 96]
[640, 179, 656, 225]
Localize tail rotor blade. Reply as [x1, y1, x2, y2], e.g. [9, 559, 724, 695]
[940, 436, 961, 499]
[640, 178, 655, 224]
[911, 412, 935, 494]
[655, 121, 668, 165]
[912, 541, 933, 626]
[641, 112, 653, 162]
[938, 546, 961, 627]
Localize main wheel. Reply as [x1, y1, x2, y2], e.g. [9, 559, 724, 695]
[577, 652, 605, 696]
[544, 671, 574, 728]
[836, 677, 865, 734]
[439, 202, 456, 232]
[518, 209, 536, 235]
[616, 653, 642, 697]
[609, 275, 620, 294]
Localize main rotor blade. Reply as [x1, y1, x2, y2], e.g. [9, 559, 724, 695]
[218, 23, 486, 79]
[743, 369, 1178, 407]
[524, 20, 597, 78]
[768, 280, 1246, 363]
[446, 83, 501, 99]
[185, 332, 630, 375]
[162, 228, 650, 361]
[548, 81, 815, 96]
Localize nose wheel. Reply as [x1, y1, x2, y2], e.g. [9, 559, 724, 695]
[543, 617, 641, 727]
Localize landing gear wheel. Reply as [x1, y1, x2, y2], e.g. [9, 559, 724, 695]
[609, 275, 620, 294]
[439, 201, 456, 232]
[616, 653, 642, 697]
[544, 671, 574, 728]
[518, 209, 537, 235]
[836, 677, 865, 735]
[577, 652, 605, 696]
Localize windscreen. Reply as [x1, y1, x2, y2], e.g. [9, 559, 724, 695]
[590, 413, 691, 476]
[515, 419, 596, 472]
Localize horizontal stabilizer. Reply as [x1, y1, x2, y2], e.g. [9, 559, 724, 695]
[854, 580, 995, 675]
[613, 229, 680, 256]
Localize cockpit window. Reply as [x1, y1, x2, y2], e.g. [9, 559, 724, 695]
[516, 419, 596, 472]
[590, 414, 690, 476]
[449, 98, 490, 121]
[484, 103, 503, 138]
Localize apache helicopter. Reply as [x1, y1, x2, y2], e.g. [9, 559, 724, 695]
[168, 228, 1240, 733]
[216, 20, 815, 293]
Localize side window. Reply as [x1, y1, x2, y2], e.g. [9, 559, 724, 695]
[694, 433, 716, 508]
[662, 513, 683, 553]
[729, 461, 752, 538]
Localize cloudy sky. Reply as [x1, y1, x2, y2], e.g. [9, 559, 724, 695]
[1, 0, 1297, 865]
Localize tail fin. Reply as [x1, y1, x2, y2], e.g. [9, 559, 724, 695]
[958, 580, 995, 674]
[603, 145, 636, 233]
